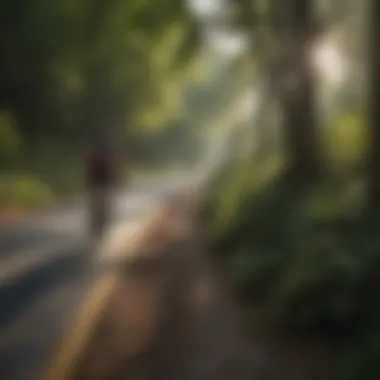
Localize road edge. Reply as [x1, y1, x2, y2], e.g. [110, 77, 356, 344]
[39, 273, 119, 380]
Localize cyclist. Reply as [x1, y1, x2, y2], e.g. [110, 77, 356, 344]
[86, 131, 118, 239]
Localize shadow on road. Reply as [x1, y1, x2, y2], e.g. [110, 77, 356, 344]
[0, 245, 94, 331]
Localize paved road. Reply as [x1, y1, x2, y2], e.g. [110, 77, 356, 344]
[0, 178, 188, 380]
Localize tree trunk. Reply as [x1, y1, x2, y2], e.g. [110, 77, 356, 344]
[368, 0, 380, 204]
[237, 0, 321, 181]
[280, 0, 321, 181]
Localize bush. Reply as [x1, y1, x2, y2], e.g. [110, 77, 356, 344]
[337, 329, 380, 380]
[325, 112, 368, 176]
[228, 247, 286, 303]
[0, 174, 55, 210]
[0, 111, 21, 166]
[271, 231, 360, 334]
[203, 153, 380, 342]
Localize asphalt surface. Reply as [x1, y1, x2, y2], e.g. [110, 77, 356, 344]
[0, 178, 187, 380]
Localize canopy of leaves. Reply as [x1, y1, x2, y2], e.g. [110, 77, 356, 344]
[0, 0, 199, 147]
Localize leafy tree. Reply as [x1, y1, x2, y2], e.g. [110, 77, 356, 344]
[0, 0, 199, 173]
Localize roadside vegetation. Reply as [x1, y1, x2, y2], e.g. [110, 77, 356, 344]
[202, 0, 380, 378]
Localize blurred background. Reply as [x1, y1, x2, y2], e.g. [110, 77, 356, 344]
[0, 0, 378, 378]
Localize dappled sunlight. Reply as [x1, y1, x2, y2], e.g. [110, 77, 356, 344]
[204, 27, 249, 57]
[312, 38, 348, 85]
[187, 0, 226, 19]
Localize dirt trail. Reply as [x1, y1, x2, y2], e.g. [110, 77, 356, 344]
[41, 192, 333, 380]
[41, 193, 254, 380]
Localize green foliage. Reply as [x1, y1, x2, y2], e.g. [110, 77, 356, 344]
[206, 154, 284, 244]
[337, 329, 380, 379]
[203, 109, 372, 340]
[228, 246, 285, 302]
[205, 0, 373, 377]
[0, 0, 200, 206]
[325, 112, 368, 175]
[271, 232, 360, 332]
[203, 154, 380, 340]
[0, 174, 54, 209]
[0, 111, 21, 165]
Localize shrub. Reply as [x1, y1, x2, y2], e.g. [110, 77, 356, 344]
[0, 174, 54, 209]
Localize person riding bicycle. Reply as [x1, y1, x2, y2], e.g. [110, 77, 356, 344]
[86, 131, 119, 237]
